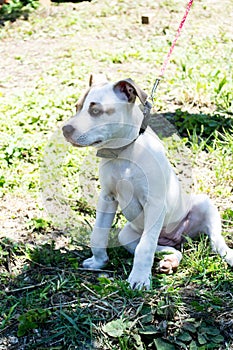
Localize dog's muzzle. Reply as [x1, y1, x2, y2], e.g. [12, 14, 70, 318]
[62, 124, 102, 147]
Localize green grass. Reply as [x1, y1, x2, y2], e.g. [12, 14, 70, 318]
[0, 237, 232, 349]
[0, 0, 38, 24]
[0, 0, 233, 348]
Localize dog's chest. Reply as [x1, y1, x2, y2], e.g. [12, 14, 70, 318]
[100, 160, 146, 222]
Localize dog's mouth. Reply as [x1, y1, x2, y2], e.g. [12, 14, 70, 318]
[90, 140, 103, 147]
[68, 139, 103, 148]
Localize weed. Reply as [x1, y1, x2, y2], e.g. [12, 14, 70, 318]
[26, 217, 52, 232]
[17, 308, 51, 336]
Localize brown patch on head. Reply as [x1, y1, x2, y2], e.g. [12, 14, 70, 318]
[75, 74, 109, 113]
[87, 103, 116, 117]
[75, 88, 91, 112]
[106, 107, 116, 115]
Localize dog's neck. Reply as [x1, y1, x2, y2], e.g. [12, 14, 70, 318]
[96, 131, 143, 158]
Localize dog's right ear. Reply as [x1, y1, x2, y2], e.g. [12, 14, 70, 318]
[113, 79, 147, 105]
[89, 74, 108, 87]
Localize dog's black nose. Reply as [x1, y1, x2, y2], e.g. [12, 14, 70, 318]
[62, 124, 75, 138]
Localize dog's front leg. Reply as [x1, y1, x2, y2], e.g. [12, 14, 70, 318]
[128, 206, 166, 290]
[83, 191, 118, 269]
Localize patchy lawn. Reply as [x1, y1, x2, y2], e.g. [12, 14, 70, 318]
[0, 0, 232, 349]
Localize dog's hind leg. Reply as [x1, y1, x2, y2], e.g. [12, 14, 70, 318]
[118, 225, 183, 274]
[204, 201, 233, 266]
[190, 194, 233, 266]
[156, 245, 183, 274]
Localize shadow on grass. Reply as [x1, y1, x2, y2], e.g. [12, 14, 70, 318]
[150, 110, 233, 140]
[0, 0, 90, 25]
[0, 0, 36, 25]
[0, 237, 97, 348]
[1, 236, 233, 349]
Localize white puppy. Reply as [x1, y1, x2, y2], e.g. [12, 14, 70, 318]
[62, 75, 233, 289]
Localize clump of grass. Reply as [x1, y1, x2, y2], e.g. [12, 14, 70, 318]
[0, 0, 38, 24]
[169, 109, 232, 139]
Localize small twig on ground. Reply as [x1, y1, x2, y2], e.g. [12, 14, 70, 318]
[5, 276, 57, 294]
[81, 282, 99, 297]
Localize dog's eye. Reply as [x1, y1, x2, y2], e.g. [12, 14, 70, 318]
[92, 108, 101, 116]
[89, 103, 103, 117]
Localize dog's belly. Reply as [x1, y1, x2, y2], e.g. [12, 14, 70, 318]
[158, 213, 190, 247]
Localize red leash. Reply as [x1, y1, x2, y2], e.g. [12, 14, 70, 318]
[150, 0, 194, 102]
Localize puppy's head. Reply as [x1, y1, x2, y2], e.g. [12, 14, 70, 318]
[62, 75, 147, 149]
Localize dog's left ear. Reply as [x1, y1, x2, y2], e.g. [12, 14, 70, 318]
[89, 74, 108, 87]
[113, 78, 148, 105]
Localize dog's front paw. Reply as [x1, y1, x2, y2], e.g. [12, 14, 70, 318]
[127, 271, 151, 290]
[83, 256, 108, 269]
[158, 256, 179, 274]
